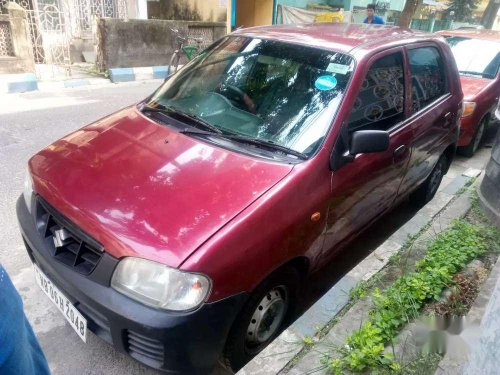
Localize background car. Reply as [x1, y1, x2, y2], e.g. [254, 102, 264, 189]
[438, 29, 500, 156]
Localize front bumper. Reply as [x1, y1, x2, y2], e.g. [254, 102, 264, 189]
[17, 196, 247, 374]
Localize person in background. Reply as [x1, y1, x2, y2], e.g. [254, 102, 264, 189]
[0, 265, 50, 374]
[364, 4, 385, 25]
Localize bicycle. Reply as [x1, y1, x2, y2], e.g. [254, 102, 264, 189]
[167, 28, 204, 77]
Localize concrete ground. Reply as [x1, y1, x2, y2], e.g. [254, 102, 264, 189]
[0, 83, 497, 375]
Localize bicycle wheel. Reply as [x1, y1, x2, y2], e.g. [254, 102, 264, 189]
[168, 50, 181, 76]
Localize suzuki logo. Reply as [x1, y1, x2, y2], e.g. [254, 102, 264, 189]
[53, 228, 70, 248]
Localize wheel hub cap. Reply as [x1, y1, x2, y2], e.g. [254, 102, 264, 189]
[246, 287, 287, 345]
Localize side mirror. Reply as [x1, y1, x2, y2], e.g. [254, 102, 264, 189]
[330, 129, 389, 171]
[349, 130, 390, 155]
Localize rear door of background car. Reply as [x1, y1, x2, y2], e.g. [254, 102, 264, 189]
[321, 47, 414, 260]
[396, 43, 456, 198]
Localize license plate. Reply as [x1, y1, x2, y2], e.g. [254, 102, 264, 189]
[33, 264, 87, 342]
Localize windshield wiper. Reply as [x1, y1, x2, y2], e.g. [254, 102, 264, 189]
[181, 129, 308, 160]
[140, 104, 222, 134]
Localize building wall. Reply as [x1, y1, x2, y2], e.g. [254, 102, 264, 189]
[236, 0, 256, 26]
[254, 0, 274, 25]
[235, 0, 273, 27]
[0, 3, 34, 73]
[148, 0, 227, 22]
[95, 18, 226, 70]
[236, 0, 274, 27]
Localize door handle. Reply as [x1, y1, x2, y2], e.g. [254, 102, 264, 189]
[393, 145, 407, 157]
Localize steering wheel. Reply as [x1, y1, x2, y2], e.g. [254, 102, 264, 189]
[223, 85, 256, 113]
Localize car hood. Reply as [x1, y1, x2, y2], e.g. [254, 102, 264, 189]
[460, 75, 495, 100]
[29, 107, 293, 268]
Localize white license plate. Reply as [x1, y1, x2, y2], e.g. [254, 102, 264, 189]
[33, 264, 87, 342]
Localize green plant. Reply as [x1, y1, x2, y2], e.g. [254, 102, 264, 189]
[303, 335, 315, 346]
[322, 220, 487, 373]
[349, 280, 369, 301]
[372, 353, 441, 375]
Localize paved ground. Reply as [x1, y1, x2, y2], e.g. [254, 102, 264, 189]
[0, 82, 167, 375]
[0, 82, 497, 375]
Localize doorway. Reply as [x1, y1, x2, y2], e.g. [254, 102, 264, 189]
[232, 0, 275, 28]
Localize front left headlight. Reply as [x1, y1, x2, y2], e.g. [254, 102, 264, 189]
[111, 257, 211, 311]
[23, 168, 34, 214]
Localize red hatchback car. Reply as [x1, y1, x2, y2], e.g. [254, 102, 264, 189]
[17, 24, 462, 374]
[438, 29, 500, 156]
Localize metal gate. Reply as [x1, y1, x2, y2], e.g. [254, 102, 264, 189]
[29, 2, 72, 76]
[73, 0, 126, 37]
[1, 0, 126, 78]
[1, 0, 71, 77]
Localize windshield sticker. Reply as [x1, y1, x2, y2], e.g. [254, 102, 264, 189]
[326, 63, 350, 75]
[315, 75, 337, 91]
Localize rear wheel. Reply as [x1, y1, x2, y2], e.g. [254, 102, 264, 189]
[410, 155, 447, 207]
[223, 266, 299, 372]
[458, 117, 488, 157]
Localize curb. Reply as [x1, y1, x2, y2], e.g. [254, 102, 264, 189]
[36, 77, 112, 91]
[237, 169, 481, 375]
[108, 66, 169, 83]
[1, 65, 173, 93]
[0, 73, 38, 93]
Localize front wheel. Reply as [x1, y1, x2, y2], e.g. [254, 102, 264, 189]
[168, 50, 181, 77]
[223, 266, 299, 371]
[410, 155, 447, 207]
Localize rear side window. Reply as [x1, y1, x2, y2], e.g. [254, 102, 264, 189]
[347, 52, 405, 132]
[408, 47, 447, 112]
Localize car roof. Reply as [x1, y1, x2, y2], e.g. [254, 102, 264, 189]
[232, 23, 438, 54]
[437, 28, 500, 42]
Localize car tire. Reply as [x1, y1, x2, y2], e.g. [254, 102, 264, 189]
[223, 266, 299, 372]
[410, 155, 447, 207]
[458, 117, 488, 158]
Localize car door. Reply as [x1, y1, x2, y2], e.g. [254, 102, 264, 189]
[321, 48, 414, 259]
[396, 43, 456, 198]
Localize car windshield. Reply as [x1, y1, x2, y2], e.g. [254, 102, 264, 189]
[146, 36, 354, 158]
[445, 36, 500, 79]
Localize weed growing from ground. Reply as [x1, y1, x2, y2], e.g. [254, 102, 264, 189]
[322, 220, 488, 373]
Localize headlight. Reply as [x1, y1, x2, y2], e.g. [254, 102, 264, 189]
[23, 168, 34, 214]
[462, 102, 476, 117]
[111, 257, 211, 311]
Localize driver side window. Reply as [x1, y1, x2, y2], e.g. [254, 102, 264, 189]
[347, 52, 405, 133]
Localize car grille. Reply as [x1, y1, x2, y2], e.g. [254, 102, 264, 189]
[36, 197, 104, 275]
[126, 330, 164, 367]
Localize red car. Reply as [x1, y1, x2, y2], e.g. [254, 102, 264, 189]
[17, 24, 462, 373]
[438, 29, 500, 156]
